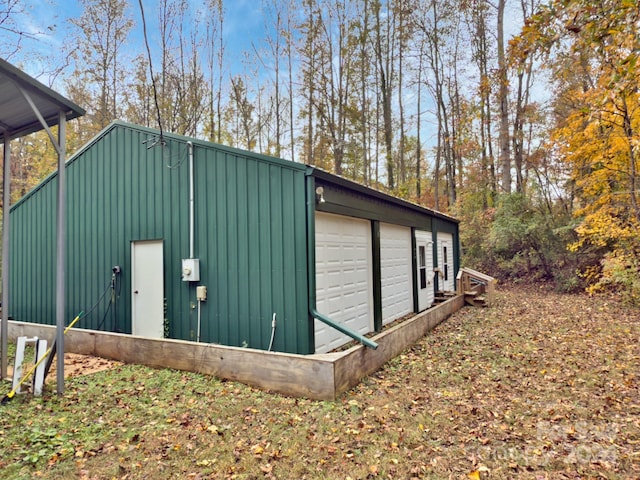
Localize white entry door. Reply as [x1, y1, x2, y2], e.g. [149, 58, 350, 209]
[437, 232, 455, 292]
[315, 212, 373, 353]
[131, 240, 165, 338]
[415, 230, 434, 311]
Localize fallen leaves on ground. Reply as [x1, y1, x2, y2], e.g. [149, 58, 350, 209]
[0, 284, 638, 479]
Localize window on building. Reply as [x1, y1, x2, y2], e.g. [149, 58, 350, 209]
[443, 245, 449, 282]
[419, 246, 427, 289]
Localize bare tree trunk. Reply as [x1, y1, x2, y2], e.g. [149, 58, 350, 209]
[286, 1, 295, 162]
[513, 69, 526, 193]
[451, 22, 462, 200]
[358, 0, 371, 185]
[621, 95, 640, 222]
[205, 0, 224, 143]
[373, 1, 395, 190]
[497, 0, 511, 193]
[375, 83, 380, 185]
[270, 4, 282, 157]
[434, 122, 441, 211]
[302, 0, 316, 164]
[512, 0, 537, 194]
[415, 36, 426, 201]
[397, 0, 407, 186]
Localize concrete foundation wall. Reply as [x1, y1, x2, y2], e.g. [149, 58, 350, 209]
[8, 295, 465, 400]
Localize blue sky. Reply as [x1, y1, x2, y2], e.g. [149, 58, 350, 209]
[3, 0, 548, 161]
[4, 0, 266, 88]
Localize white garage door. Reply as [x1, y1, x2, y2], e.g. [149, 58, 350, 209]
[437, 232, 455, 292]
[380, 223, 413, 325]
[315, 212, 373, 353]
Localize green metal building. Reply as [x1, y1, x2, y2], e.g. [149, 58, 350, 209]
[9, 122, 459, 355]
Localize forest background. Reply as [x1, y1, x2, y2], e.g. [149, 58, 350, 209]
[1, 0, 639, 304]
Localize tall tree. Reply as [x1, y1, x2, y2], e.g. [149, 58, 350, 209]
[152, 0, 207, 136]
[414, 34, 427, 201]
[511, 0, 539, 194]
[353, 0, 374, 185]
[259, 0, 283, 156]
[70, 0, 133, 132]
[463, 0, 497, 206]
[312, 0, 356, 176]
[254, 0, 296, 159]
[520, 0, 640, 297]
[298, 0, 320, 166]
[412, 0, 461, 208]
[204, 0, 225, 144]
[395, 0, 411, 186]
[496, 0, 511, 193]
[226, 75, 257, 150]
[372, 0, 395, 189]
[283, 0, 297, 162]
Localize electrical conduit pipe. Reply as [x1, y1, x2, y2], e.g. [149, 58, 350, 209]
[187, 141, 195, 259]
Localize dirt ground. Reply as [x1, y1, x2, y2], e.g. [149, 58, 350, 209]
[8, 353, 122, 385]
[44, 353, 123, 380]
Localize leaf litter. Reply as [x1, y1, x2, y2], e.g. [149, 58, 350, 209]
[0, 284, 638, 479]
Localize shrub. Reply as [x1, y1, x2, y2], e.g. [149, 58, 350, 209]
[588, 246, 640, 306]
[459, 193, 583, 288]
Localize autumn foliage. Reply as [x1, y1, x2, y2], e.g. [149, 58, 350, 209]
[2, 0, 639, 302]
[520, 0, 640, 303]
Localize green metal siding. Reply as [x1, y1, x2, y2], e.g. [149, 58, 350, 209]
[196, 147, 309, 352]
[9, 122, 311, 354]
[9, 175, 57, 324]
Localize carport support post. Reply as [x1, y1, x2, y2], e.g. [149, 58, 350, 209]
[55, 112, 66, 394]
[1, 138, 11, 379]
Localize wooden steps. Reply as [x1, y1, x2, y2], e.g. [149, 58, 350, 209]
[463, 290, 488, 307]
[434, 291, 458, 303]
[456, 267, 496, 308]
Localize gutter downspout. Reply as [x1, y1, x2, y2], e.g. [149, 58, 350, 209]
[305, 171, 378, 351]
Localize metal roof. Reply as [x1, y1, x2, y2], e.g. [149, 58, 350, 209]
[0, 58, 85, 142]
[1, 57, 85, 393]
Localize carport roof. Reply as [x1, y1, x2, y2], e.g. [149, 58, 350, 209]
[0, 58, 85, 142]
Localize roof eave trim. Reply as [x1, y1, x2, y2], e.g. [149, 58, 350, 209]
[307, 166, 459, 223]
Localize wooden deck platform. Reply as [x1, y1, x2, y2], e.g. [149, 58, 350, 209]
[7, 294, 465, 400]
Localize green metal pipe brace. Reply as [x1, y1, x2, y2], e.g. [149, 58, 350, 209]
[310, 308, 378, 350]
[305, 170, 378, 351]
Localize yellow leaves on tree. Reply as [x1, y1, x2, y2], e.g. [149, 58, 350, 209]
[524, 0, 640, 301]
[556, 86, 640, 302]
[554, 85, 640, 254]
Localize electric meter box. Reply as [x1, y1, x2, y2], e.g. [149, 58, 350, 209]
[181, 258, 200, 282]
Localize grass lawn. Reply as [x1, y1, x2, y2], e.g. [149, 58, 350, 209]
[1, 285, 638, 479]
